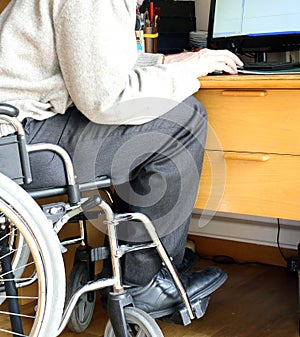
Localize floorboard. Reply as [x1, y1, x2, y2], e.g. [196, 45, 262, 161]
[61, 259, 299, 337]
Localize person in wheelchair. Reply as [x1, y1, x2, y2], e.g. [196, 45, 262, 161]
[0, 0, 243, 321]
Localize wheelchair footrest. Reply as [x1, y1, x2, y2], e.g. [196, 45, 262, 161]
[192, 295, 210, 319]
[91, 246, 110, 262]
[160, 296, 210, 326]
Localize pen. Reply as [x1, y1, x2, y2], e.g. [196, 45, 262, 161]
[154, 14, 158, 27]
[149, 2, 154, 22]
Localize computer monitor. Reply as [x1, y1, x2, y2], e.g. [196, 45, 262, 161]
[207, 0, 300, 61]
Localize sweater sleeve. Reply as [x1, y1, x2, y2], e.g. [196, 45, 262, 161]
[135, 52, 164, 67]
[55, 0, 200, 125]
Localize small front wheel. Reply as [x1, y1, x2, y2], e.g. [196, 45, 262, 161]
[66, 261, 96, 333]
[104, 307, 164, 337]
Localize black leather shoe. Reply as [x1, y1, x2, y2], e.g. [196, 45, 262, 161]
[128, 266, 227, 318]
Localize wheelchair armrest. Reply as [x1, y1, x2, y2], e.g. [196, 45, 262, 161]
[0, 103, 19, 118]
[0, 104, 32, 185]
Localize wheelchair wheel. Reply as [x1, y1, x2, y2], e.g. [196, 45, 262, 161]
[104, 307, 164, 337]
[66, 261, 96, 332]
[0, 173, 66, 337]
[0, 228, 30, 305]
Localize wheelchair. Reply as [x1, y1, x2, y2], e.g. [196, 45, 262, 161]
[0, 103, 207, 337]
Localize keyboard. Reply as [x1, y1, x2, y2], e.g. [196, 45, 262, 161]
[241, 61, 300, 71]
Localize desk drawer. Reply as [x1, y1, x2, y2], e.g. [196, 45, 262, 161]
[195, 150, 300, 220]
[194, 89, 300, 155]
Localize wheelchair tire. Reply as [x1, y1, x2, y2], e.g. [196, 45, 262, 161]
[104, 307, 164, 337]
[0, 173, 66, 337]
[66, 261, 96, 333]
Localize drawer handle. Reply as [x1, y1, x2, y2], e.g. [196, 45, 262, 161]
[221, 90, 267, 97]
[224, 153, 270, 162]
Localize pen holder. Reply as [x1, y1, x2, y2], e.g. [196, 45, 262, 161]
[143, 27, 158, 53]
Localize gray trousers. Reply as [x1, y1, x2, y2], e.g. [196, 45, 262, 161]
[24, 96, 207, 285]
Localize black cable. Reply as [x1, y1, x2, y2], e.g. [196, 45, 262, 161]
[196, 218, 289, 270]
[277, 218, 288, 262]
[198, 253, 286, 270]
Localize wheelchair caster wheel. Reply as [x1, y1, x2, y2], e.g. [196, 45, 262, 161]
[104, 307, 164, 337]
[66, 261, 96, 332]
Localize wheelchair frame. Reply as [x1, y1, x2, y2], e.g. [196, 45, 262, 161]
[0, 103, 204, 337]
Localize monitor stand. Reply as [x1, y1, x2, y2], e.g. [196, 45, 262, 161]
[254, 52, 267, 63]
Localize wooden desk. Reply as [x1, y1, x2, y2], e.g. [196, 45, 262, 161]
[194, 74, 300, 221]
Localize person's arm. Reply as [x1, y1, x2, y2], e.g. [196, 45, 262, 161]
[54, 0, 201, 124]
[55, 0, 243, 125]
[135, 52, 164, 67]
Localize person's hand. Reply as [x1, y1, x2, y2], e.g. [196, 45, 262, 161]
[164, 48, 244, 77]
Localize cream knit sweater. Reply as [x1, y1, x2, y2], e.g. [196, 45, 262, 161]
[0, 0, 200, 135]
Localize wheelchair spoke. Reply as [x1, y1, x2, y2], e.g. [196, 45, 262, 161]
[0, 244, 29, 262]
[0, 327, 27, 337]
[0, 296, 38, 300]
[0, 310, 35, 319]
[1, 261, 35, 280]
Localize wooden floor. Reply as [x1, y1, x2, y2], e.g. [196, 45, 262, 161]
[60, 259, 299, 337]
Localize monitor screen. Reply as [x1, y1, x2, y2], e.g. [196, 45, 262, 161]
[207, 0, 300, 56]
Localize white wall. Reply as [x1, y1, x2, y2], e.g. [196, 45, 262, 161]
[190, 211, 300, 250]
[195, 0, 210, 30]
